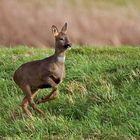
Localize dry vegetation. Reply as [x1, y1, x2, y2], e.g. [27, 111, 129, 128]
[0, 0, 140, 47]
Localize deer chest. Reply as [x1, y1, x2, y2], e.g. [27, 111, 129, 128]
[45, 64, 65, 82]
[52, 65, 65, 80]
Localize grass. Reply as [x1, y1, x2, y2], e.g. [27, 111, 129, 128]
[0, 46, 140, 139]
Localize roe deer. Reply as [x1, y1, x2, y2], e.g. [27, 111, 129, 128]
[13, 23, 72, 117]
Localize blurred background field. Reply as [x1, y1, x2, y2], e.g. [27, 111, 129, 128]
[0, 0, 140, 47]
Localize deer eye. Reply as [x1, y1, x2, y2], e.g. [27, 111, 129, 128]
[60, 38, 64, 41]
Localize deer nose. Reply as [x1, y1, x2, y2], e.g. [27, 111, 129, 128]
[65, 43, 72, 49]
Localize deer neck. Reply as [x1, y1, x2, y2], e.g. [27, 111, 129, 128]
[54, 49, 65, 63]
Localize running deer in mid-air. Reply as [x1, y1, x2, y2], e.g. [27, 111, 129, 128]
[13, 23, 72, 117]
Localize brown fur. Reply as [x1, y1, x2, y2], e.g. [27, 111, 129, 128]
[13, 23, 71, 117]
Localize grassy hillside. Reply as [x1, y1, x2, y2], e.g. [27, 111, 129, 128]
[0, 46, 140, 139]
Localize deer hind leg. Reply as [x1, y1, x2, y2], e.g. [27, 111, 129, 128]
[21, 89, 37, 117]
[21, 85, 45, 116]
[21, 96, 32, 117]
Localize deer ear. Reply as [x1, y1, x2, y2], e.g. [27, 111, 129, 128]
[61, 22, 67, 33]
[51, 25, 59, 37]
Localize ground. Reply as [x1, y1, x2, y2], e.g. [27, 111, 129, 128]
[0, 46, 140, 140]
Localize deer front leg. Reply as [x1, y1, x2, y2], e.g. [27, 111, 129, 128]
[36, 86, 58, 104]
[36, 77, 58, 104]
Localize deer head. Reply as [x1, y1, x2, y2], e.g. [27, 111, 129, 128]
[51, 23, 72, 54]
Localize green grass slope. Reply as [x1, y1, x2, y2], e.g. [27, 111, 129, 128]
[0, 46, 140, 140]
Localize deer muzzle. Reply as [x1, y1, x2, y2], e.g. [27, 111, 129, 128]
[65, 43, 72, 49]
